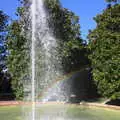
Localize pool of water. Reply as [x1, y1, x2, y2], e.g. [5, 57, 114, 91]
[0, 104, 120, 120]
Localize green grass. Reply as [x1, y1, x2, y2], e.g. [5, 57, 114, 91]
[0, 104, 120, 120]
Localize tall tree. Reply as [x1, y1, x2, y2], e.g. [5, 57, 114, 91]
[0, 10, 8, 71]
[45, 0, 89, 72]
[106, 0, 118, 3]
[0, 10, 10, 93]
[7, 0, 89, 99]
[6, 6, 30, 99]
[88, 2, 120, 99]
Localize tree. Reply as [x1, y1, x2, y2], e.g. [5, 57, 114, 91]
[7, 0, 89, 99]
[0, 10, 10, 93]
[45, 0, 89, 72]
[6, 7, 30, 99]
[0, 10, 8, 72]
[106, 0, 118, 3]
[88, 3, 120, 99]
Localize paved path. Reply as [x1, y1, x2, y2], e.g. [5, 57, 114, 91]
[0, 101, 20, 106]
[80, 102, 120, 110]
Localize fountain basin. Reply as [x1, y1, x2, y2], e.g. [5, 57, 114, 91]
[0, 103, 120, 120]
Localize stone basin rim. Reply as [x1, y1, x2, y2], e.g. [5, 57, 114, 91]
[0, 101, 120, 111]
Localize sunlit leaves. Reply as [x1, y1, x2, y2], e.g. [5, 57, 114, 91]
[45, 0, 88, 72]
[88, 4, 120, 99]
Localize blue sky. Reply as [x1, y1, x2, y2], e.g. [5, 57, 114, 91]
[0, 0, 107, 39]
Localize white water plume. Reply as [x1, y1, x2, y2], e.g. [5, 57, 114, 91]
[22, 0, 65, 120]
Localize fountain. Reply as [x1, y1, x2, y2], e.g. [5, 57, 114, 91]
[22, 0, 66, 120]
[0, 1, 120, 120]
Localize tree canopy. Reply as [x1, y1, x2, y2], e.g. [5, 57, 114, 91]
[0, 10, 10, 93]
[6, 0, 89, 99]
[45, 0, 89, 72]
[6, 7, 30, 99]
[88, 3, 120, 99]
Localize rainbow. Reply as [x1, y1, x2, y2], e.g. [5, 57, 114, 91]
[37, 65, 89, 99]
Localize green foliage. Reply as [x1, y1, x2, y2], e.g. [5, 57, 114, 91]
[0, 10, 9, 91]
[45, 0, 81, 41]
[6, 20, 30, 100]
[105, 0, 118, 3]
[6, 0, 31, 99]
[45, 0, 89, 72]
[0, 10, 8, 64]
[6, 0, 89, 99]
[88, 4, 120, 99]
[0, 10, 8, 32]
